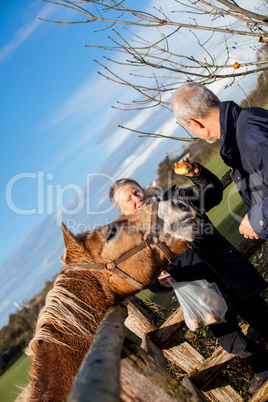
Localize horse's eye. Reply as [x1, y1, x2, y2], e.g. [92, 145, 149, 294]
[106, 226, 117, 241]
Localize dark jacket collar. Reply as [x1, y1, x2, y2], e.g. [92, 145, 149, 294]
[219, 101, 241, 169]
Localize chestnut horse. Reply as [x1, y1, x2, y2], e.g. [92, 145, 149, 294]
[16, 201, 195, 401]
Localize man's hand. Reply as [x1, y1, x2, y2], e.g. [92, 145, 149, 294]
[239, 214, 259, 239]
[158, 270, 176, 287]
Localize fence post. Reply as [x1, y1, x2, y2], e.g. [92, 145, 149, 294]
[68, 304, 128, 402]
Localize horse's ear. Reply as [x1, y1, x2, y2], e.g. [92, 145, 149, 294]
[61, 222, 77, 246]
[61, 222, 85, 263]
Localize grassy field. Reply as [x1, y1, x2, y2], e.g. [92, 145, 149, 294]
[0, 354, 30, 402]
[206, 153, 248, 246]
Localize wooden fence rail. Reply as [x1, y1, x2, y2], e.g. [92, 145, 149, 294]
[69, 304, 128, 402]
[69, 303, 202, 402]
[69, 170, 268, 401]
[69, 294, 268, 401]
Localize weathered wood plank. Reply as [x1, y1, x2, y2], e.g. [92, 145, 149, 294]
[250, 378, 268, 402]
[237, 238, 265, 259]
[204, 385, 244, 402]
[221, 169, 233, 190]
[68, 304, 128, 402]
[125, 298, 166, 366]
[180, 377, 207, 401]
[140, 334, 167, 367]
[150, 306, 185, 349]
[188, 323, 249, 390]
[120, 338, 202, 402]
[125, 298, 158, 339]
[163, 342, 204, 374]
[188, 346, 235, 390]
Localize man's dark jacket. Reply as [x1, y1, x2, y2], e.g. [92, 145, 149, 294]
[220, 101, 268, 239]
[150, 164, 267, 300]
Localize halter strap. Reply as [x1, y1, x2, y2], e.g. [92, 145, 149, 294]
[66, 202, 175, 290]
[66, 260, 146, 290]
[145, 202, 174, 264]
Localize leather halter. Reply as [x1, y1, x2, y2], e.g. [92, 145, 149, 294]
[66, 202, 175, 290]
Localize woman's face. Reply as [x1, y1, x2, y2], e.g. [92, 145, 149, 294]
[117, 184, 149, 215]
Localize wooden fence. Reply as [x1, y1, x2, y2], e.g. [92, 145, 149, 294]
[68, 171, 268, 402]
[68, 290, 268, 401]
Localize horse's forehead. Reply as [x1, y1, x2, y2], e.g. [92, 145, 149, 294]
[97, 218, 130, 236]
[109, 212, 149, 230]
[75, 231, 91, 241]
[84, 207, 151, 244]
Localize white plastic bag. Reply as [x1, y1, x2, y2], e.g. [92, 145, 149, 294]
[169, 279, 228, 331]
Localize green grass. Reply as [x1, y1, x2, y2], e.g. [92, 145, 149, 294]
[205, 153, 247, 245]
[138, 288, 179, 313]
[205, 151, 229, 179]
[0, 354, 30, 402]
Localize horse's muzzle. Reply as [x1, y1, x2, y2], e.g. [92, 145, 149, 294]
[171, 199, 196, 220]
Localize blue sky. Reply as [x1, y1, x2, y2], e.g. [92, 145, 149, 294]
[1, 0, 261, 267]
[0, 0, 262, 327]
[1, 0, 139, 266]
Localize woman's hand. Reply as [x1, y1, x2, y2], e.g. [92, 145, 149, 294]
[175, 158, 199, 177]
[158, 270, 176, 287]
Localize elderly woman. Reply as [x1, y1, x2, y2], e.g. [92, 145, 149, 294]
[109, 160, 268, 394]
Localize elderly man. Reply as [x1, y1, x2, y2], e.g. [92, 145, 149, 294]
[109, 161, 268, 394]
[171, 82, 268, 240]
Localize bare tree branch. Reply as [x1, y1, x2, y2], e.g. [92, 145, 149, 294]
[216, 0, 268, 23]
[40, 0, 268, 141]
[118, 125, 195, 142]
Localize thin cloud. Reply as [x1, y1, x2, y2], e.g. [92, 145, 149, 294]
[0, 4, 55, 64]
[40, 72, 125, 131]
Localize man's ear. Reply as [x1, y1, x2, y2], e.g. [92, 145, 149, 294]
[118, 209, 126, 215]
[187, 119, 204, 129]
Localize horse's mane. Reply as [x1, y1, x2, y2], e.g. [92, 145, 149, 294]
[16, 263, 110, 401]
[26, 266, 100, 357]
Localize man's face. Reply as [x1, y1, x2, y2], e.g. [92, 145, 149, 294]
[185, 121, 219, 142]
[117, 184, 149, 215]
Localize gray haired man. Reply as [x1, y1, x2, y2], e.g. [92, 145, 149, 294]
[171, 82, 268, 241]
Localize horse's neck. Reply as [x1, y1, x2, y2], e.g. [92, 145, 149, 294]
[24, 269, 117, 401]
[58, 267, 119, 313]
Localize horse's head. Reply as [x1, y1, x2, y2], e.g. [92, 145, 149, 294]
[17, 200, 195, 402]
[61, 200, 195, 295]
